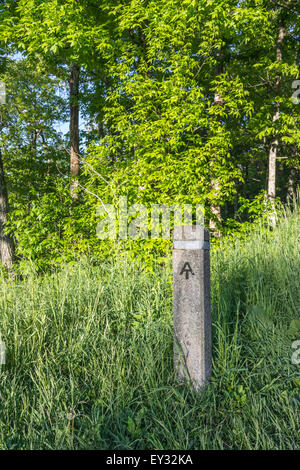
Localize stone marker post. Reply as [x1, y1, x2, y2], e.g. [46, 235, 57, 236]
[173, 225, 211, 390]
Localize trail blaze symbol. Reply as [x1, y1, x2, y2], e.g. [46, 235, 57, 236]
[179, 262, 194, 280]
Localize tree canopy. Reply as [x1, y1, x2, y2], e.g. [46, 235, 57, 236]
[0, 0, 299, 269]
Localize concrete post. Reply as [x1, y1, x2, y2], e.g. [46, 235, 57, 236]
[173, 225, 211, 390]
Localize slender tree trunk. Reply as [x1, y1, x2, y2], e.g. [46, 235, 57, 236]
[0, 147, 14, 268]
[98, 121, 105, 139]
[287, 167, 296, 202]
[267, 25, 285, 220]
[69, 63, 80, 199]
[209, 179, 221, 236]
[209, 59, 223, 236]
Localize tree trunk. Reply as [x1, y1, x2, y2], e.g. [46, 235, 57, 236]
[0, 147, 14, 268]
[267, 25, 285, 219]
[69, 63, 80, 199]
[209, 59, 223, 237]
[209, 179, 221, 236]
[287, 167, 296, 202]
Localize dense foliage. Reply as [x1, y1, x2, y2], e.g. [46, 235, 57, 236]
[0, 0, 299, 268]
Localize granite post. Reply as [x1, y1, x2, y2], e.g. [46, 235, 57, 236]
[173, 225, 211, 390]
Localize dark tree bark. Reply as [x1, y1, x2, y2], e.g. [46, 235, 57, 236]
[69, 63, 80, 199]
[0, 147, 14, 268]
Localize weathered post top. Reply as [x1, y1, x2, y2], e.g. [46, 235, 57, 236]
[173, 225, 210, 248]
[173, 225, 211, 390]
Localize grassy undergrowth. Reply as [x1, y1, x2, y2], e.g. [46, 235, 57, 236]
[0, 208, 299, 449]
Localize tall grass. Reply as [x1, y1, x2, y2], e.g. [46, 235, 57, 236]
[0, 207, 299, 449]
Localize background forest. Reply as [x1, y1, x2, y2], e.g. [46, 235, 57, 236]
[0, 0, 299, 451]
[0, 0, 299, 270]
